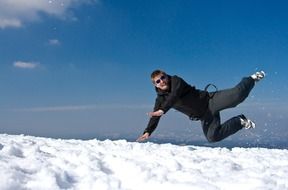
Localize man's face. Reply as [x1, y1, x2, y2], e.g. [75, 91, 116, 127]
[153, 74, 169, 90]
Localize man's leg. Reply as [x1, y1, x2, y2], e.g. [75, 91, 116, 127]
[209, 77, 255, 114]
[202, 76, 257, 142]
[201, 111, 243, 142]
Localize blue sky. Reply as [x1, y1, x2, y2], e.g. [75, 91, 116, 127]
[0, 0, 288, 146]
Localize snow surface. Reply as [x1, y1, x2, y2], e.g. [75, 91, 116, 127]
[0, 134, 287, 190]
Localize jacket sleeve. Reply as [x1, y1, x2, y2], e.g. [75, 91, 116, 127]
[160, 76, 186, 113]
[143, 96, 162, 135]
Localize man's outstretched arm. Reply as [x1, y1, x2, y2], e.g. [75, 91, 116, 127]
[136, 110, 164, 142]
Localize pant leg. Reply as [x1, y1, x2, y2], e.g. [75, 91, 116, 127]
[202, 110, 243, 142]
[209, 77, 255, 114]
[201, 77, 255, 142]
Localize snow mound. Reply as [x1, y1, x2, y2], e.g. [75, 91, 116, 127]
[0, 134, 287, 190]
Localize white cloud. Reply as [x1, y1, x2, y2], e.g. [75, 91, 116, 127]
[17, 105, 99, 112]
[0, 18, 22, 28]
[13, 61, 39, 69]
[48, 39, 61, 46]
[13, 104, 152, 112]
[0, 0, 98, 29]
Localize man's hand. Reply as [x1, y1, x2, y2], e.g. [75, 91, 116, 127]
[147, 109, 164, 117]
[136, 132, 150, 142]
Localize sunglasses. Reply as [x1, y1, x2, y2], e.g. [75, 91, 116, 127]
[154, 75, 166, 84]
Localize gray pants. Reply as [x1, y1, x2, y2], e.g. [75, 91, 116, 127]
[201, 77, 255, 142]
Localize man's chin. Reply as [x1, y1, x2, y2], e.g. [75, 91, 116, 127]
[159, 85, 168, 90]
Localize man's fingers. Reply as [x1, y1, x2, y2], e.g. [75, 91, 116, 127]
[136, 136, 145, 142]
[137, 137, 144, 142]
[147, 112, 158, 117]
[147, 110, 164, 117]
[147, 112, 153, 117]
[136, 133, 149, 142]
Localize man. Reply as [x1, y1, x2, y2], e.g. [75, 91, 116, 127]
[137, 69, 265, 143]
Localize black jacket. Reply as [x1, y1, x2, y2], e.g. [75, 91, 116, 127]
[144, 75, 209, 135]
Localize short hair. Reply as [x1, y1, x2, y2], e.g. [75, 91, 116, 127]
[150, 70, 167, 79]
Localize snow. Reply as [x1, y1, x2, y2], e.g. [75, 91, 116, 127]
[0, 134, 287, 190]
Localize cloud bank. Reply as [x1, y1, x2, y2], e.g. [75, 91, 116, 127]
[0, 0, 98, 29]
